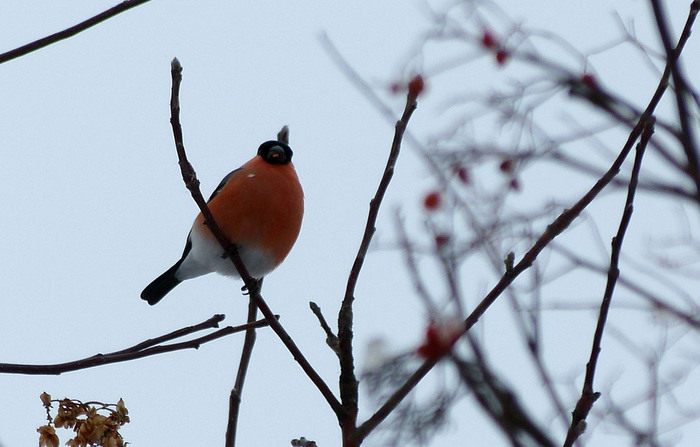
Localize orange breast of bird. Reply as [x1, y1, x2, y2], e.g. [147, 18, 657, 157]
[194, 155, 304, 268]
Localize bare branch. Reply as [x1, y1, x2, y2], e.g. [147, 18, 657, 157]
[310, 302, 340, 355]
[462, 0, 700, 334]
[0, 315, 268, 375]
[649, 0, 700, 197]
[111, 313, 226, 354]
[356, 358, 439, 442]
[226, 299, 259, 447]
[226, 126, 287, 447]
[394, 212, 438, 317]
[451, 355, 556, 447]
[335, 76, 419, 447]
[356, 30, 682, 440]
[552, 242, 700, 330]
[0, 0, 153, 65]
[463, 118, 648, 335]
[563, 117, 655, 447]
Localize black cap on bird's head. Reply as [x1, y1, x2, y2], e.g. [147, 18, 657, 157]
[258, 140, 293, 165]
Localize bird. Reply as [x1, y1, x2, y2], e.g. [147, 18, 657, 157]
[141, 140, 304, 305]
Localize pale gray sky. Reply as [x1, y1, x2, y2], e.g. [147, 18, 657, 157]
[2, 1, 699, 446]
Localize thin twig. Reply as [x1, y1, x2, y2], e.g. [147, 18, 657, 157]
[337, 79, 419, 446]
[277, 125, 290, 144]
[168, 58, 344, 418]
[111, 314, 225, 354]
[648, 0, 700, 200]
[356, 358, 439, 441]
[551, 242, 700, 330]
[563, 118, 654, 447]
[226, 299, 259, 447]
[225, 122, 286, 447]
[326, 8, 699, 439]
[463, 117, 648, 332]
[332, 2, 700, 444]
[0, 317, 269, 375]
[356, 52, 673, 444]
[0, 0, 153, 65]
[501, 269, 572, 433]
[310, 302, 340, 355]
[462, 0, 700, 335]
[322, 35, 421, 443]
[394, 212, 438, 318]
[451, 355, 556, 447]
[114, 314, 224, 354]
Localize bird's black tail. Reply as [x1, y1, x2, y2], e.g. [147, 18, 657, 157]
[141, 262, 182, 305]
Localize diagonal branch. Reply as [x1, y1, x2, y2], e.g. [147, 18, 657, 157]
[0, 315, 268, 375]
[563, 118, 655, 447]
[168, 58, 344, 418]
[648, 0, 700, 199]
[320, 34, 422, 446]
[111, 313, 226, 354]
[356, 357, 439, 442]
[568, 0, 700, 201]
[329, 6, 700, 440]
[552, 242, 700, 331]
[463, 0, 700, 337]
[357, 119, 644, 439]
[224, 126, 289, 447]
[0, 0, 153, 65]
[225, 299, 259, 447]
[338, 79, 419, 431]
[357, 67, 672, 445]
[310, 302, 340, 355]
[451, 355, 556, 447]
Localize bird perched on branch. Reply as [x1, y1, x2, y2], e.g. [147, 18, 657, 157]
[141, 140, 304, 305]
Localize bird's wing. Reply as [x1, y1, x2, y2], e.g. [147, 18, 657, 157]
[207, 168, 241, 202]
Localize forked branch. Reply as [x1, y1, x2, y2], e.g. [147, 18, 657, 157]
[0, 314, 267, 375]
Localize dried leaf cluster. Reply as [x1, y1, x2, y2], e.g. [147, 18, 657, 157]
[38, 392, 129, 447]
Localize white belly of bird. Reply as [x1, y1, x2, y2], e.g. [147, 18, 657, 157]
[176, 227, 277, 280]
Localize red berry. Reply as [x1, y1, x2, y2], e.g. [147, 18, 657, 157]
[496, 50, 510, 65]
[434, 233, 450, 249]
[417, 320, 463, 360]
[417, 326, 441, 359]
[499, 159, 514, 173]
[423, 191, 442, 211]
[456, 166, 470, 184]
[509, 178, 520, 191]
[408, 74, 425, 97]
[582, 73, 596, 87]
[481, 30, 497, 48]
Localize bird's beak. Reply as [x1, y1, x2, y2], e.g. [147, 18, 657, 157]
[269, 145, 285, 161]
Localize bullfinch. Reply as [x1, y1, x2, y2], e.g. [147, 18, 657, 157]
[141, 140, 304, 305]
